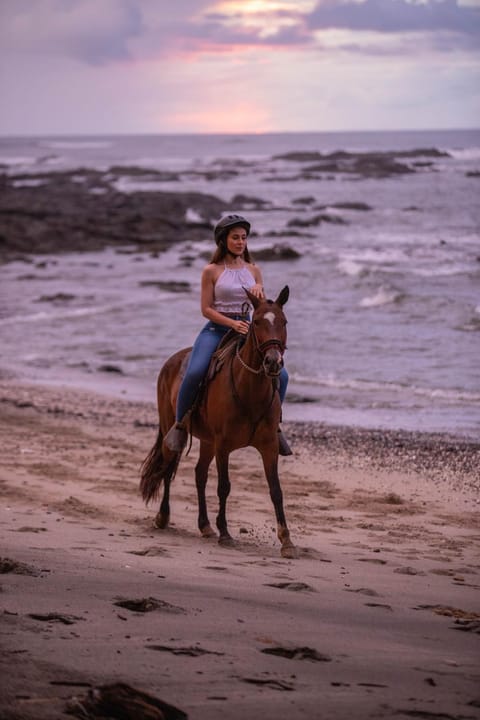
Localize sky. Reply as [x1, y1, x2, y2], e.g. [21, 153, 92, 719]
[0, 0, 479, 135]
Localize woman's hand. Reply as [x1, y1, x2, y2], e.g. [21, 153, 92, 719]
[249, 283, 264, 299]
[232, 319, 250, 335]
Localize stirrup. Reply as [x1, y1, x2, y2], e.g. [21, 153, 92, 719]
[278, 428, 293, 456]
[164, 422, 187, 453]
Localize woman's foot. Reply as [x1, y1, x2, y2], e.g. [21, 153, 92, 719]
[278, 429, 292, 456]
[164, 422, 187, 453]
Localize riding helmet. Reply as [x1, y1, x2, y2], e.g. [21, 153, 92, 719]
[214, 214, 251, 246]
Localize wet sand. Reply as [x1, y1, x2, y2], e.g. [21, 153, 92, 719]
[1, 380, 479, 720]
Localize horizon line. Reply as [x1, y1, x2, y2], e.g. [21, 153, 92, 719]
[0, 127, 479, 140]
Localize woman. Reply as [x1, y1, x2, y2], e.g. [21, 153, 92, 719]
[164, 214, 291, 455]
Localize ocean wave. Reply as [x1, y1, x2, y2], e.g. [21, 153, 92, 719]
[359, 286, 403, 308]
[411, 264, 475, 277]
[12, 179, 47, 188]
[337, 259, 367, 277]
[0, 155, 37, 167]
[39, 140, 114, 150]
[289, 373, 480, 404]
[447, 147, 480, 161]
[0, 304, 121, 325]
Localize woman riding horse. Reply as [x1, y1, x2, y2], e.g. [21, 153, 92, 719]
[164, 214, 292, 456]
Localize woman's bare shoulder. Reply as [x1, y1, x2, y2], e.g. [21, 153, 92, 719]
[246, 262, 262, 281]
[202, 263, 222, 280]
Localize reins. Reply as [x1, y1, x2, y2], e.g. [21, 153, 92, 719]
[229, 341, 278, 446]
[235, 342, 264, 374]
[226, 309, 285, 444]
[234, 314, 286, 377]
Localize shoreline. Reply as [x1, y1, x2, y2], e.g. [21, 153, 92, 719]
[1, 378, 479, 719]
[2, 377, 479, 475]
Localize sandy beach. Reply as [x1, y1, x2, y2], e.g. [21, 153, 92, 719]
[1, 379, 479, 720]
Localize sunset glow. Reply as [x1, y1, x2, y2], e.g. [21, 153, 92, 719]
[0, 0, 478, 134]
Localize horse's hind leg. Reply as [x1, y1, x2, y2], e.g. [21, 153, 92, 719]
[261, 450, 297, 559]
[215, 449, 234, 547]
[155, 474, 171, 529]
[153, 449, 180, 529]
[195, 441, 216, 538]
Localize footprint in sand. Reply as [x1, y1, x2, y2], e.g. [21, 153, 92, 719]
[146, 644, 224, 656]
[260, 646, 332, 662]
[345, 587, 381, 597]
[264, 581, 315, 592]
[0, 557, 42, 576]
[113, 597, 186, 614]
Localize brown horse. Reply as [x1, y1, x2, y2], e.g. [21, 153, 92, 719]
[140, 285, 296, 559]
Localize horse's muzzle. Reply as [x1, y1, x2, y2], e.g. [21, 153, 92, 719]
[262, 348, 284, 377]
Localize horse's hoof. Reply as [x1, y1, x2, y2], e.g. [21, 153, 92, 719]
[218, 535, 235, 547]
[154, 514, 169, 529]
[200, 524, 216, 539]
[281, 543, 298, 559]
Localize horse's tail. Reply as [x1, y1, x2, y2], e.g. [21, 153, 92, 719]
[139, 429, 181, 504]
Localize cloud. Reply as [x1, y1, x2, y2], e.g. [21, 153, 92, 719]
[1, 0, 478, 70]
[0, 0, 144, 65]
[307, 0, 480, 37]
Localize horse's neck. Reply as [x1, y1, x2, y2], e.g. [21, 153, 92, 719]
[238, 332, 262, 371]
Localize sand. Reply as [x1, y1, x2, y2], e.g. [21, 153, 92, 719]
[0, 379, 479, 720]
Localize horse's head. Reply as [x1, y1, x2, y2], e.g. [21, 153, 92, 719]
[244, 285, 289, 377]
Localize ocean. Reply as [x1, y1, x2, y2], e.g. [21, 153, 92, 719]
[1, 129, 479, 438]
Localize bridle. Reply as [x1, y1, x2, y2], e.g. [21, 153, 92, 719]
[235, 309, 286, 377]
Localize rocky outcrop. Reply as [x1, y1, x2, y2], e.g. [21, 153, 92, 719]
[272, 148, 450, 179]
[0, 170, 226, 261]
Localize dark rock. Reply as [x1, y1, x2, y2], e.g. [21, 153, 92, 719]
[268, 229, 314, 238]
[108, 165, 180, 181]
[272, 148, 449, 179]
[292, 196, 316, 205]
[253, 244, 301, 261]
[0, 170, 226, 262]
[139, 280, 191, 292]
[305, 156, 414, 178]
[230, 193, 270, 209]
[36, 293, 76, 303]
[288, 213, 347, 228]
[98, 364, 124, 374]
[329, 202, 372, 211]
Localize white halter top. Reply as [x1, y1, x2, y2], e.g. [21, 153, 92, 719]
[213, 264, 256, 315]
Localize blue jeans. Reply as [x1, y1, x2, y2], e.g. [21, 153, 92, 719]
[176, 318, 289, 421]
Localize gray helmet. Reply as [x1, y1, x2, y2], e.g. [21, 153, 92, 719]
[214, 214, 251, 246]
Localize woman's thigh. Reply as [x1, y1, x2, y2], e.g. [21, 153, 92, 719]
[186, 323, 225, 378]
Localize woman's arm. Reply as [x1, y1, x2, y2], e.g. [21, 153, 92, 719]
[249, 264, 265, 299]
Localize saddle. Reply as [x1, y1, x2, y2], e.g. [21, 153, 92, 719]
[206, 329, 243, 383]
[177, 331, 243, 418]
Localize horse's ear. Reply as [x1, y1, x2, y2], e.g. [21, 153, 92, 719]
[275, 285, 289, 307]
[243, 286, 261, 309]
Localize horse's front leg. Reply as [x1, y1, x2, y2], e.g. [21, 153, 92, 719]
[261, 447, 298, 559]
[195, 440, 216, 538]
[215, 449, 234, 547]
